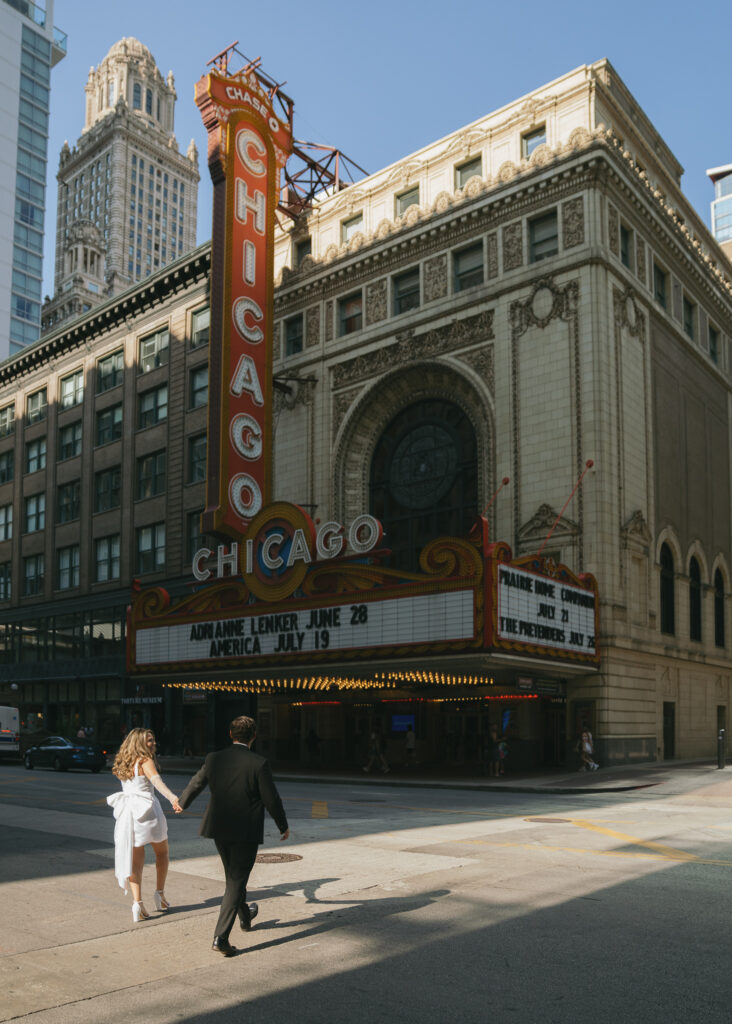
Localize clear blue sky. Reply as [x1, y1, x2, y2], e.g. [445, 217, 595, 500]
[42, 0, 731, 297]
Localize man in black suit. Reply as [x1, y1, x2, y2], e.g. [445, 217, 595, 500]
[179, 714, 290, 956]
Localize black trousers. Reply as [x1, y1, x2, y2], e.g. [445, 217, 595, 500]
[213, 838, 259, 939]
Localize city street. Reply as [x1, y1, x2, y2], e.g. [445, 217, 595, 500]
[2, 762, 732, 1023]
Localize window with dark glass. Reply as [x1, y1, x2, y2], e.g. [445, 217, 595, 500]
[95, 534, 121, 583]
[0, 562, 10, 601]
[683, 296, 696, 340]
[689, 556, 702, 641]
[189, 365, 208, 408]
[138, 328, 169, 373]
[620, 224, 632, 268]
[395, 186, 419, 218]
[715, 569, 725, 648]
[96, 404, 123, 445]
[59, 369, 84, 408]
[57, 545, 80, 590]
[522, 126, 546, 158]
[58, 421, 82, 461]
[187, 509, 205, 560]
[57, 480, 81, 523]
[709, 325, 720, 365]
[393, 268, 420, 315]
[24, 492, 44, 532]
[133, 82, 141, 109]
[529, 211, 559, 262]
[654, 263, 668, 309]
[455, 156, 482, 190]
[660, 543, 675, 635]
[453, 243, 483, 292]
[94, 466, 121, 512]
[97, 349, 124, 392]
[23, 553, 44, 596]
[0, 503, 12, 541]
[145, 88, 153, 115]
[188, 433, 206, 483]
[339, 292, 363, 336]
[25, 437, 45, 473]
[369, 399, 477, 572]
[285, 315, 304, 356]
[0, 404, 14, 438]
[0, 450, 13, 484]
[191, 308, 210, 349]
[295, 237, 312, 266]
[136, 450, 166, 499]
[26, 388, 47, 424]
[341, 213, 363, 244]
[137, 385, 168, 428]
[136, 523, 165, 574]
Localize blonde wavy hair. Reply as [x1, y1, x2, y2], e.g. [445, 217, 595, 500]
[112, 727, 158, 781]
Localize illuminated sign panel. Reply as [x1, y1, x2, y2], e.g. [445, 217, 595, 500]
[195, 69, 293, 537]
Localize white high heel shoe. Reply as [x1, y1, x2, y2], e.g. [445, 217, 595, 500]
[132, 901, 150, 922]
[153, 890, 170, 911]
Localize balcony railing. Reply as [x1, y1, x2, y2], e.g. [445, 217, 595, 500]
[2, 0, 45, 27]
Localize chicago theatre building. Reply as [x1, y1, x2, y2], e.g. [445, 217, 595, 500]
[1, 60, 730, 771]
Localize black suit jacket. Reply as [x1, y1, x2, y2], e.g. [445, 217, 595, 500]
[178, 744, 288, 843]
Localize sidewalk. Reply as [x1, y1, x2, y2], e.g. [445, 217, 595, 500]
[157, 754, 732, 796]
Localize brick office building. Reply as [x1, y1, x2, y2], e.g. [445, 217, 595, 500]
[2, 60, 731, 767]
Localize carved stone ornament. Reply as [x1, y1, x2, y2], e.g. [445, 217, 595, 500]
[375, 218, 393, 240]
[518, 503, 578, 545]
[497, 160, 518, 184]
[432, 191, 452, 214]
[565, 126, 593, 152]
[510, 276, 577, 336]
[365, 279, 388, 326]
[424, 254, 448, 302]
[621, 510, 652, 552]
[562, 196, 585, 249]
[503, 221, 523, 271]
[529, 144, 554, 168]
[324, 244, 340, 264]
[463, 176, 484, 199]
[613, 287, 644, 340]
[306, 305, 321, 348]
[332, 309, 495, 390]
[608, 204, 619, 256]
[403, 205, 421, 227]
[455, 345, 495, 394]
[325, 300, 334, 343]
[332, 385, 365, 439]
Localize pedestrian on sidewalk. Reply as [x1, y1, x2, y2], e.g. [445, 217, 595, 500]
[363, 729, 389, 774]
[107, 728, 182, 923]
[578, 729, 599, 771]
[404, 725, 417, 767]
[178, 715, 290, 957]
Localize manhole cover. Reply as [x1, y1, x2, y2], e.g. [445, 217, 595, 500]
[524, 817, 571, 823]
[256, 853, 303, 864]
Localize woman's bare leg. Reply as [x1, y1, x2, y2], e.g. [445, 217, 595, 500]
[129, 845, 145, 902]
[151, 839, 169, 892]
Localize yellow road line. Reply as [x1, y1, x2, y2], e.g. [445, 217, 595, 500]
[456, 836, 732, 866]
[571, 818, 700, 862]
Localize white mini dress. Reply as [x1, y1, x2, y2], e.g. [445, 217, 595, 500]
[107, 762, 168, 891]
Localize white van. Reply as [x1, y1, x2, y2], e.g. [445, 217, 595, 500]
[0, 707, 20, 757]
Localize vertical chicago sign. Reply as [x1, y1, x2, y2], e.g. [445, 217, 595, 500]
[195, 62, 293, 538]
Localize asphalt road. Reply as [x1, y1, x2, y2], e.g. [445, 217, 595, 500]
[1, 761, 732, 1023]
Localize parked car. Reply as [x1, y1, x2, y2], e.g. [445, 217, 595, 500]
[24, 736, 107, 773]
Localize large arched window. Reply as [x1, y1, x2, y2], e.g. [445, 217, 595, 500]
[133, 82, 141, 110]
[145, 88, 153, 115]
[689, 556, 702, 642]
[715, 569, 725, 648]
[369, 399, 478, 571]
[660, 543, 675, 635]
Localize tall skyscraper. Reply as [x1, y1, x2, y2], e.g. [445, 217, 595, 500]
[41, 37, 199, 333]
[0, 0, 66, 359]
[707, 163, 732, 263]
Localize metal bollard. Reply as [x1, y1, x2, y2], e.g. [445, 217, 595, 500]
[718, 728, 726, 769]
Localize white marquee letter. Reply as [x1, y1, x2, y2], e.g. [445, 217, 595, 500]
[349, 514, 382, 554]
[316, 522, 346, 560]
[232, 297, 264, 344]
[192, 547, 212, 581]
[286, 528, 312, 567]
[229, 474, 262, 520]
[235, 180, 266, 233]
[230, 353, 264, 406]
[236, 128, 266, 176]
[261, 532, 284, 570]
[217, 543, 239, 577]
[230, 413, 263, 460]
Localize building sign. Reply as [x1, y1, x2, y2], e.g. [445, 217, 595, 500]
[195, 66, 293, 538]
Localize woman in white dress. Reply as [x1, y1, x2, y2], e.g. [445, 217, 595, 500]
[107, 728, 182, 921]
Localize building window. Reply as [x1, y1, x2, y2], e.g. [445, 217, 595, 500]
[660, 543, 675, 635]
[58, 421, 82, 461]
[136, 523, 165, 574]
[620, 224, 632, 269]
[453, 242, 484, 292]
[57, 545, 80, 590]
[24, 492, 45, 532]
[341, 213, 363, 244]
[295, 237, 311, 266]
[191, 308, 209, 349]
[393, 267, 420, 315]
[0, 562, 10, 601]
[136, 450, 167, 499]
[145, 88, 153, 115]
[682, 296, 696, 340]
[188, 433, 206, 483]
[189, 365, 208, 409]
[0, 504, 12, 541]
[653, 263, 668, 309]
[97, 349, 124, 392]
[59, 369, 84, 408]
[23, 553, 44, 596]
[25, 437, 46, 473]
[455, 156, 482, 190]
[133, 82, 141, 110]
[187, 509, 205, 561]
[138, 327, 169, 373]
[26, 388, 47, 424]
[57, 480, 81, 523]
[709, 325, 720, 365]
[137, 385, 168, 428]
[689, 556, 702, 641]
[339, 292, 363, 336]
[522, 126, 546, 159]
[284, 315, 303, 356]
[96, 404, 123, 446]
[0, 405, 14, 438]
[94, 466, 121, 513]
[95, 534, 120, 582]
[715, 569, 725, 648]
[529, 211, 559, 262]
[395, 186, 419, 218]
[0, 450, 13, 484]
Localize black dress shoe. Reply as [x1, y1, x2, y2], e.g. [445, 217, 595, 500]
[212, 936, 237, 956]
[239, 901, 259, 931]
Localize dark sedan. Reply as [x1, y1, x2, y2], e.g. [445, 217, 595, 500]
[24, 736, 107, 773]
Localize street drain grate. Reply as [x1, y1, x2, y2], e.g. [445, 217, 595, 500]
[525, 817, 571, 823]
[256, 853, 303, 863]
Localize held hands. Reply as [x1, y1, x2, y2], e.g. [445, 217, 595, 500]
[172, 798, 183, 814]
[280, 828, 290, 841]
